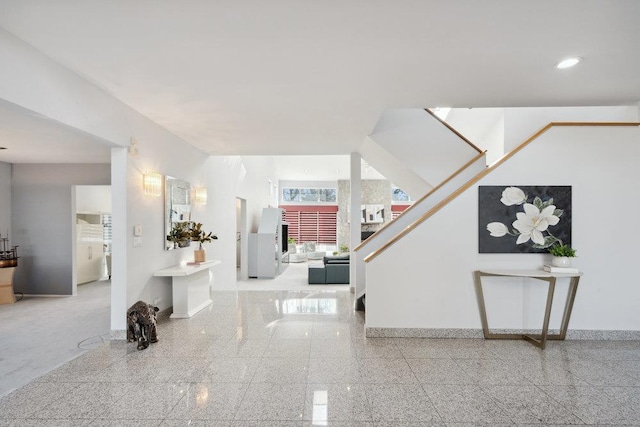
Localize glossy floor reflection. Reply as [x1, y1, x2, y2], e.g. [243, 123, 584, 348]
[2, 289, 640, 426]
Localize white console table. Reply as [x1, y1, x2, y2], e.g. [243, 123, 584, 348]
[473, 269, 582, 349]
[154, 260, 221, 318]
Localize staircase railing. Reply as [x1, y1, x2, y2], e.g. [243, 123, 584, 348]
[354, 150, 485, 253]
[423, 108, 484, 153]
[364, 122, 640, 263]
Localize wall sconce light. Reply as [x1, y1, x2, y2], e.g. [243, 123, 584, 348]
[194, 187, 208, 205]
[143, 171, 163, 197]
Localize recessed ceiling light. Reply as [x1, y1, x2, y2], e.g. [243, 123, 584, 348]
[556, 57, 582, 69]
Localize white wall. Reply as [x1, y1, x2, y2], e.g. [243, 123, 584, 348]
[206, 156, 247, 289]
[445, 108, 505, 165]
[504, 106, 639, 153]
[366, 125, 640, 333]
[443, 106, 638, 166]
[11, 164, 110, 295]
[360, 136, 431, 200]
[110, 107, 211, 333]
[206, 155, 278, 289]
[0, 161, 10, 239]
[0, 28, 130, 146]
[369, 109, 482, 188]
[482, 115, 505, 165]
[239, 156, 279, 230]
[76, 185, 111, 213]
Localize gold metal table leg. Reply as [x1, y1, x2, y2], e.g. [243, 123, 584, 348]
[474, 271, 580, 350]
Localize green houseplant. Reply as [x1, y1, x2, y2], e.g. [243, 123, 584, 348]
[190, 222, 218, 250]
[167, 222, 192, 249]
[548, 243, 576, 267]
[189, 222, 217, 262]
[549, 244, 576, 257]
[287, 237, 297, 254]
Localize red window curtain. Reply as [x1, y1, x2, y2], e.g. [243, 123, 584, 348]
[281, 205, 337, 244]
[391, 204, 411, 220]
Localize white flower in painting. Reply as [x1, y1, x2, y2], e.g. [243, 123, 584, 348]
[487, 222, 508, 237]
[512, 203, 560, 245]
[500, 187, 527, 206]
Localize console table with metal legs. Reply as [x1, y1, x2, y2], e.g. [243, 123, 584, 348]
[473, 269, 582, 349]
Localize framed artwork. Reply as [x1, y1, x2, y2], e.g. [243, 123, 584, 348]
[478, 185, 572, 254]
[361, 204, 385, 223]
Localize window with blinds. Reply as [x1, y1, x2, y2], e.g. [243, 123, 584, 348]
[101, 214, 112, 254]
[391, 205, 411, 220]
[281, 206, 337, 244]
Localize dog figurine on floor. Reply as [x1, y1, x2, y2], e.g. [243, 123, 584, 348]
[127, 300, 159, 350]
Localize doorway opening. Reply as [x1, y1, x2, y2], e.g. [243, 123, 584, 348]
[236, 197, 248, 281]
[73, 185, 111, 296]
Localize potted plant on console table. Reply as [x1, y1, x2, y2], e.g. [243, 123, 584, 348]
[190, 222, 218, 263]
[548, 243, 577, 268]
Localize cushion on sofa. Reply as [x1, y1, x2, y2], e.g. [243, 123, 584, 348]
[323, 255, 350, 264]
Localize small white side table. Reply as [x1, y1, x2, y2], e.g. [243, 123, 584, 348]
[154, 260, 221, 318]
[474, 269, 582, 349]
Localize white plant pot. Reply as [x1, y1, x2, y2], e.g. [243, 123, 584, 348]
[551, 256, 571, 268]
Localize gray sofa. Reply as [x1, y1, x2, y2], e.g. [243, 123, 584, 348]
[308, 255, 350, 284]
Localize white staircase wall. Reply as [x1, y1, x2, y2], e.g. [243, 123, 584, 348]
[367, 109, 482, 196]
[354, 153, 486, 299]
[436, 106, 638, 167]
[354, 108, 486, 298]
[445, 108, 505, 165]
[503, 106, 639, 153]
[365, 125, 640, 333]
[360, 136, 432, 199]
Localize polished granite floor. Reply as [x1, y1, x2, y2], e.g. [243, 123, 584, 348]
[2, 289, 640, 426]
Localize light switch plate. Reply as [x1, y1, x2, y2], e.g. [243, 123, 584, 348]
[133, 237, 143, 247]
[134, 225, 143, 236]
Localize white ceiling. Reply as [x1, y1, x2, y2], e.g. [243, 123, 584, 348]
[0, 0, 639, 168]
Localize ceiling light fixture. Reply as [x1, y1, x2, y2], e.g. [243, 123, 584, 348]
[556, 57, 582, 69]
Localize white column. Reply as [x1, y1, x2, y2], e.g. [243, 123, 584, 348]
[110, 147, 128, 338]
[349, 152, 361, 291]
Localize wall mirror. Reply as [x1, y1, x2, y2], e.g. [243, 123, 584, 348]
[165, 176, 192, 250]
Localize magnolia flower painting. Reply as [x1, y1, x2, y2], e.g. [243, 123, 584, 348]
[478, 186, 572, 253]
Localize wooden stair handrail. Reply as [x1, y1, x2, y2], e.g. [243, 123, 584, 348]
[424, 108, 484, 154]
